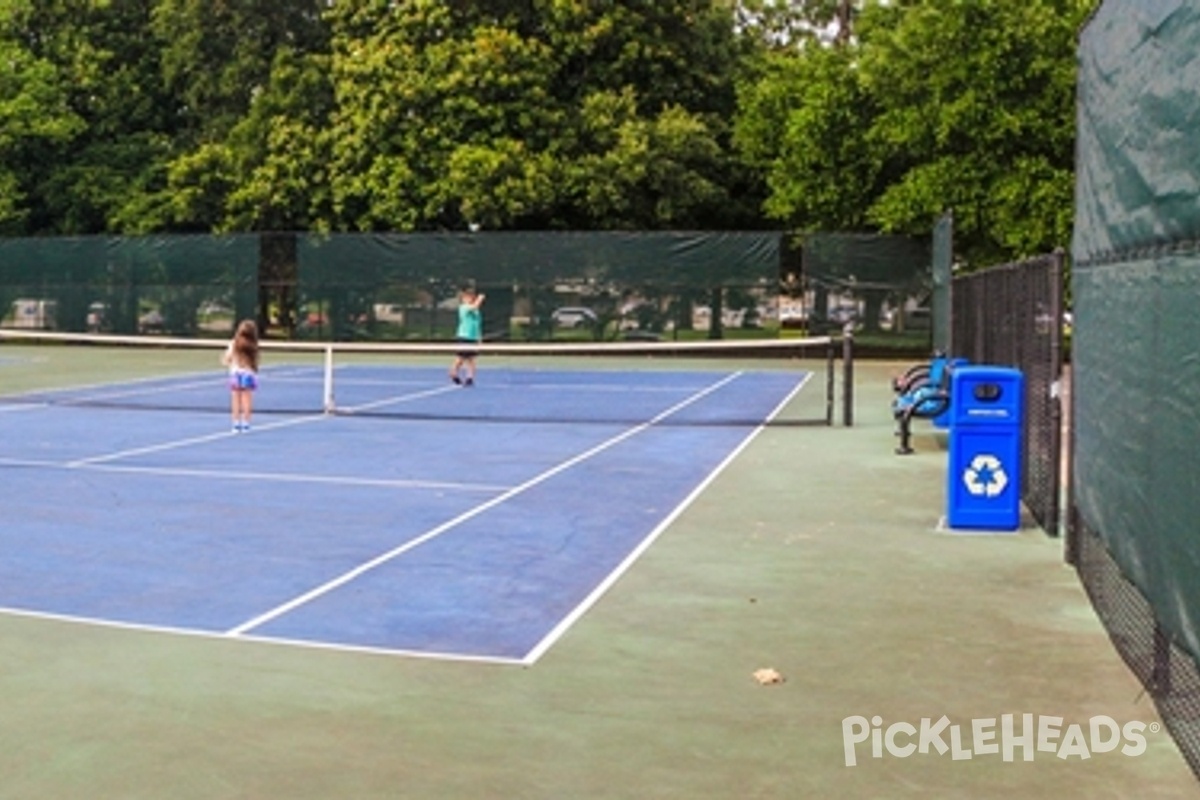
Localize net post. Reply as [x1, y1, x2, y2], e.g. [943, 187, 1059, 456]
[322, 345, 335, 413]
[1049, 248, 1066, 539]
[825, 337, 835, 426]
[841, 324, 855, 426]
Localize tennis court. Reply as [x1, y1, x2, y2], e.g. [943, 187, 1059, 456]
[0, 334, 831, 664]
[0, 339, 1194, 798]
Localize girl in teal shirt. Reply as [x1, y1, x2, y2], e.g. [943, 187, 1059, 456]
[450, 286, 485, 385]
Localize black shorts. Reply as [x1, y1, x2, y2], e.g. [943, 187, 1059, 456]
[456, 338, 478, 359]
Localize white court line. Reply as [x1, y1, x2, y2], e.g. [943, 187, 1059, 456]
[520, 371, 813, 665]
[0, 403, 47, 413]
[67, 413, 324, 467]
[0, 367, 219, 402]
[0, 363, 315, 406]
[0, 457, 508, 494]
[0, 606, 525, 666]
[224, 371, 744, 637]
[65, 373, 229, 403]
[66, 364, 317, 404]
[481, 382, 708, 393]
[345, 384, 461, 413]
[65, 383, 461, 467]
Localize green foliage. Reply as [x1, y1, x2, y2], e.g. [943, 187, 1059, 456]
[735, 0, 1092, 265]
[147, 1, 331, 231]
[0, 1, 759, 234]
[151, 0, 329, 142]
[321, 0, 752, 232]
[0, 0, 1092, 252]
[736, 46, 880, 230]
[219, 49, 334, 232]
[857, 0, 1086, 263]
[0, 0, 86, 230]
[735, 0, 857, 48]
[441, 140, 557, 231]
[323, 3, 564, 230]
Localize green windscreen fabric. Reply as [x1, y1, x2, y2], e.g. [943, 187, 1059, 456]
[1073, 0, 1200, 660]
[801, 232, 930, 292]
[800, 232, 931, 335]
[0, 238, 106, 333]
[1074, 2, 1200, 265]
[296, 231, 783, 340]
[0, 236, 258, 335]
[298, 231, 780, 287]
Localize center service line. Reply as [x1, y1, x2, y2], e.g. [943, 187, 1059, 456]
[224, 371, 744, 637]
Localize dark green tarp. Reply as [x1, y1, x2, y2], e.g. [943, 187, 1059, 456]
[297, 231, 781, 288]
[0, 235, 257, 335]
[1073, 0, 1200, 661]
[295, 231, 783, 340]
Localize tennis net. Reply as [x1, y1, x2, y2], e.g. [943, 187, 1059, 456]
[0, 330, 851, 427]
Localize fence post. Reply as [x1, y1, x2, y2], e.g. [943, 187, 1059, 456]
[842, 324, 854, 427]
[825, 338, 835, 426]
[1049, 249, 1066, 538]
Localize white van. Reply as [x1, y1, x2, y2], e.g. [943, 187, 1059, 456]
[10, 299, 57, 329]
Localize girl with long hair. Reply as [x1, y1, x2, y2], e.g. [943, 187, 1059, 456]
[222, 319, 260, 432]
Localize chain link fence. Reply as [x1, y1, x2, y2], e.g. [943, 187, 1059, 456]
[1070, 513, 1200, 777]
[951, 251, 1065, 535]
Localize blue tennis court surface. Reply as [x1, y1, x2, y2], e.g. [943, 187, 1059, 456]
[0, 363, 811, 663]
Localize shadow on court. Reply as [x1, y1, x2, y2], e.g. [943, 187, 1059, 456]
[0, 362, 1194, 798]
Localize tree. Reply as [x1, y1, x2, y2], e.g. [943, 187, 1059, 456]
[857, 0, 1088, 264]
[220, 49, 335, 232]
[151, 0, 328, 145]
[561, 89, 735, 229]
[0, 1, 794, 237]
[43, 0, 175, 235]
[0, 0, 113, 233]
[735, 44, 882, 232]
[321, 0, 757, 232]
[323, 3, 562, 230]
[131, 0, 331, 232]
[735, 0, 1091, 265]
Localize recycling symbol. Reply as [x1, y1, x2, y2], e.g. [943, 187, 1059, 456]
[963, 454, 1008, 498]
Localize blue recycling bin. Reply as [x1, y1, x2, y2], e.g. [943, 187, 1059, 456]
[947, 366, 1024, 530]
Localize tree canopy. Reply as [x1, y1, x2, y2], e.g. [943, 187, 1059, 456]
[736, 0, 1093, 265]
[0, 0, 1092, 263]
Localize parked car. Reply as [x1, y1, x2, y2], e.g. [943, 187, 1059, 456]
[138, 309, 165, 334]
[551, 307, 598, 328]
[86, 302, 108, 331]
[828, 306, 860, 324]
[9, 299, 57, 329]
